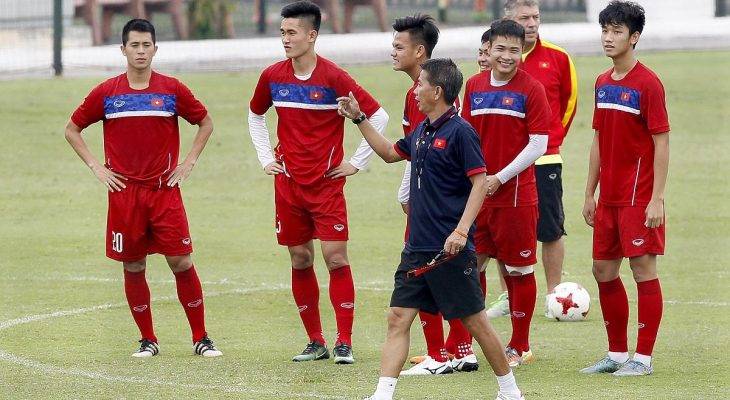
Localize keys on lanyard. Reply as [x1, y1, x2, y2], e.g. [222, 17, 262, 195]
[415, 128, 435, 190]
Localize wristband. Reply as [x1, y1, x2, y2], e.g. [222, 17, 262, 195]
[453, 229, 468, 239]
[352, 113, 367, 125]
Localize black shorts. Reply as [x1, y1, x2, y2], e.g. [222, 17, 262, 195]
[390, 250, 485, 320]
[536, 163, 566, 242]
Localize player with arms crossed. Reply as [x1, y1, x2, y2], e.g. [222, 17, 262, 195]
[461, 19, 550, 368]
[64, 19, 222, 358]
[391, 13, 477, 375]
[247, 0, 389, 364]
[581, 0, 669, 377]
[339, 58, 525, 400]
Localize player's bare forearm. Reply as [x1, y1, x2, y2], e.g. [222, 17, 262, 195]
[584, 132, 600, 199]
[65, 121, 101, 169]
[355, 119, 402, 163]
[650, 132, 669, 202]
[183, 114, 214, 166]
[457, 173, 488, 232]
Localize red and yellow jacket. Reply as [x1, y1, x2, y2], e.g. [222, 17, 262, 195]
[520, 37, 578, 164]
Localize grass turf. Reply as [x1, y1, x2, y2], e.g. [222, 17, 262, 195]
[0, 50, 729, 399]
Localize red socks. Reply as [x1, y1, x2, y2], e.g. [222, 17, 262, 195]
[123, 269, 157, 343]
[598, 277, 629, 352]
[506, 273, 537, 354]
[292, 266, 325, 344]
[419, 311, 447, 362]
[636, 278, 663, 356]
[173, 266, 207, 343]
[329, 265, 355, 346]
[445, 319, 473, 358]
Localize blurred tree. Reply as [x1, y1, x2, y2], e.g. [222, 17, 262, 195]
[188, 0, 236, 39]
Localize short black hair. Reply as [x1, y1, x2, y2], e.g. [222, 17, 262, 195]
[122, 19, 156, 45]
[281, 1, 322, 32]
[599, 1, 646, 38]
[481, 28, 491, 44]
[392, 14, 440, 58]
[420, 58, 463, 106]
[488, 19, 525, 45]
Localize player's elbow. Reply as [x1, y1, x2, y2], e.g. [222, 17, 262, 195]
[199, 114, 214, 132]
[64, 121, 81, 143]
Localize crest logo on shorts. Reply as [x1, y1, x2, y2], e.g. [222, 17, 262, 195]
[638, 323, 646, 329]
[474, 97, 483, 105]
[113, 100, 125, 108]
[278, 89, 289, 97]
[187, 299, 202, 308]
[132, 305, 148, 312]
[512, 311, 526, 318]
[340, 302, 355, 309]
[297, 305, 308, 313]
[182, 238, 191, 245]
[420, 321, 427, 327]
[334, 224, 345, 232]
[520, 250, 532, 258]
[549, 173, 557, 180]
[632, 239, 645, 246]
[464, 268, 473, 275]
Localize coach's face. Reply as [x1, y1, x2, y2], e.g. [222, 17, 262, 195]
[121, 31, 157, 71]
[489, 35, 522, 77]
[281, 17, 317, 59]
[512, 5, 540, 48]
[391, 31, 422, 71]
[415, 69, 439, 114]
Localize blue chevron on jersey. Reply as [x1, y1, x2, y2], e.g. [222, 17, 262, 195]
[596, 84, 641, 115]
[469, 91, 527, 118]
[269, 82, 339, 110]
[104, 93, 176, 119]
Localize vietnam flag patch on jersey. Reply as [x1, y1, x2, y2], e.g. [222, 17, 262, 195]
[433, 138, 447, 149]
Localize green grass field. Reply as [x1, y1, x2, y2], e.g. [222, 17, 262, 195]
[1, 50, 729, 399]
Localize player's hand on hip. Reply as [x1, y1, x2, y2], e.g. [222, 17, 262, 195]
[444, 230, 467, 256]
[167, 160, 194, 187]
[582, 196, 597, 227]
[264, 161, 285, 175]
[326, 160, 358, 178]
[91, 164, 126, 192]
[485, 175, 501, 196]
[644, 199, 664, 228]
[336, 91, 361, 119]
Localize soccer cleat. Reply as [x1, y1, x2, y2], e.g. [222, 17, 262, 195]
[193, 336, 223, 357]
[132, 338, 159, 358]
[495, 391, 525, 400]
[612, 360, 653, 376]
[333, 343, 355, 364]
[505, 347, 534, 368]
[292, 341, 330, 362]
[486, 292, 510, 319]
[400, 356, 453, 376]
[579, 356, 624, 374]
[451, 353, 479, 372]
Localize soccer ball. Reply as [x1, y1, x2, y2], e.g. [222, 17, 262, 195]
[547, 282, 591, 322]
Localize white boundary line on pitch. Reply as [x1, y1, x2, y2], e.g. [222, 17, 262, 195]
[0, 285, 347, 399]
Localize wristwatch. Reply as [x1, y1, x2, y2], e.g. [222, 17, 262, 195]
[352, 113, 367, 125]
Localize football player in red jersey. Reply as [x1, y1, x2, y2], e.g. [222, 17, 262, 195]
[581, 0, 669, 377]
[64, 19, 221, 358]
[248, 1, 389, 364]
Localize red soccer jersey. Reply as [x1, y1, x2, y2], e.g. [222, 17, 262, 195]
[520, 37, 578, 160]
[71, 71, 208, 187]
[592, 62, 670, 206]
[249, 56, 380, 185]
[462, 69, 551, 207]
[402, 80, 461, 136]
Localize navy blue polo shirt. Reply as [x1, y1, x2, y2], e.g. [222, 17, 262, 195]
[393, 106, 487, 253]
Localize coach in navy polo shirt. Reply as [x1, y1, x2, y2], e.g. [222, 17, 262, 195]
[337, 58, 525, 400]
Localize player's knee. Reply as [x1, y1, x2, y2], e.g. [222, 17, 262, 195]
[289, 249, 314, 269]
[386, 309, 410, 332]
[505, 265, 534, 276]
[324, 255, 348, 270]
[592, 262, 618, 281]
[166, 255, 192, 272]
[629, 262, 657, 282]
[123, 260, 146, 273]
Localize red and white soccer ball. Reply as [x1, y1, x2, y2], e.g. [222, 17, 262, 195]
[548, 282, 591, 322]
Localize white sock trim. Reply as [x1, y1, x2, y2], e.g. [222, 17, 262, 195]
[495, 371, 520, 396]
[633, 353, 652, 366]
[608, 351, 629, 363]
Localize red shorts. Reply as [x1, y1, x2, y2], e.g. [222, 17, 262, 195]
[593, 204, 665, 260]
[274, 174, 348, 246]
[474, 206, 538, 267]
[106, 185, 192, 262]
